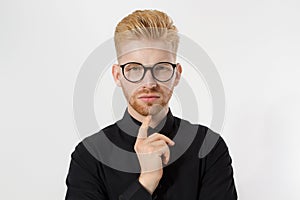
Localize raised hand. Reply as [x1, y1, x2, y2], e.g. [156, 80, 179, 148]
[134, 115, 175, 194]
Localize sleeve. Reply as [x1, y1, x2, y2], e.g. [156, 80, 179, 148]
[198, 136, 238, 200]
[65, 142, 152, 200]
[119, 180, 152, 200]
[65, 142, 109, 200]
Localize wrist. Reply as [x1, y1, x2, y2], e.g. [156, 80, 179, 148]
[138, 175, 159, 194]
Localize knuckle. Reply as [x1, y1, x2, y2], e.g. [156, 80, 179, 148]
[134, 144, 142, 152]
[147, 146, 154, 152]
[163, 145, 169, 152]
[148, 132, 157, 138]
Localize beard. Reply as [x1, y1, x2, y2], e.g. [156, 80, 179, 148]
[128, 85, 173, 116]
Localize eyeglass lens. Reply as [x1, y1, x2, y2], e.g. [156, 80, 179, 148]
[123, 63, 174, 82]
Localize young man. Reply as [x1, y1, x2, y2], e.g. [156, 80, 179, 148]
[66, 10, 237, 200]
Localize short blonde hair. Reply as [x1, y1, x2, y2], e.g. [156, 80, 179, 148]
[114, 9, 179, 57]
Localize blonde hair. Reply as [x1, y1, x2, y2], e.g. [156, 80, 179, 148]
[114, 9, 179, 57]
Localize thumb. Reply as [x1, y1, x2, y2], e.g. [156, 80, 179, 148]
[137, 115, 152, 139]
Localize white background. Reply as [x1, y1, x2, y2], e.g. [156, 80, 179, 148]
[1, 0, 300, 199]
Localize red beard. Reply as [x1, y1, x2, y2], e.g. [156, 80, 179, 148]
[129, 86, 172, 116]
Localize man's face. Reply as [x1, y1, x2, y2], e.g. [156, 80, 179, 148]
[112, 40, 182, 116]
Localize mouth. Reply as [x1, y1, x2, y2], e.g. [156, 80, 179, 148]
[138, 94, 160, 103]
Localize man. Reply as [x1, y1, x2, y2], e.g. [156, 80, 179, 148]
[65, 9, 237, 200]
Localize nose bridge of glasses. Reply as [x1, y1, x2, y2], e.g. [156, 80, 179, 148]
[143, 66, 156, 83]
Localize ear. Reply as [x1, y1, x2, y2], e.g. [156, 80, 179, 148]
[174, 63, 182, 87]
[112, 64, 122, 87]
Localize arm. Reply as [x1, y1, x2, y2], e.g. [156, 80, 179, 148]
[65, 142, 108, 200]
[198, 136, 238, 200]
[118, 179, 152, 200]
[65, 142, 152, 200]
[122, 115, 174, 199]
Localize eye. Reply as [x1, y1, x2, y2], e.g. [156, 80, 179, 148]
[124, 64, 143, 72]
[130, 66, 141, 71]
[155, 64, 172, 71]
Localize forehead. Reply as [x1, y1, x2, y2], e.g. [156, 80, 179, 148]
[118, 40, 176, 64]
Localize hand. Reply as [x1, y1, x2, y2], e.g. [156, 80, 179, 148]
[134, 115, 175, 194]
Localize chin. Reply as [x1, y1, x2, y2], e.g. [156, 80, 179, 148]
[132, 102, 166, 116]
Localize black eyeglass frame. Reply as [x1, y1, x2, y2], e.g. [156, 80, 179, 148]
[119, 61, 177, 83]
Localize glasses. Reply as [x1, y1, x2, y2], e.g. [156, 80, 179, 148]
[119, 62, 177, 83]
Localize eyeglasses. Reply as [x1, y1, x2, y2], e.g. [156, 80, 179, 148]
[119, 62, 177, 83]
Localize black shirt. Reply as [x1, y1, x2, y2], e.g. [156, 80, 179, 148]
[65, 108, 237, 200]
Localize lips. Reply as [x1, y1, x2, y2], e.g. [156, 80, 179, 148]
[138, 94, 160, 103]
[138, 95, 160, 98]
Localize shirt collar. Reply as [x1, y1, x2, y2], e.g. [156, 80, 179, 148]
[116, 107, 175, 139]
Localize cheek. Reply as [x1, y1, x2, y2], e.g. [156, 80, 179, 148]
[120, 80, 137, 97]
[160, 81, 175, 92]
[158, 85, 174, 100]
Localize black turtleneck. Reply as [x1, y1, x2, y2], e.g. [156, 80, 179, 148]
[65, 108, 237, 200]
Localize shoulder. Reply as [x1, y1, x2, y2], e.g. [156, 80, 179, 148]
[173, 116, 228, 159]
[71, 123, 118, 163]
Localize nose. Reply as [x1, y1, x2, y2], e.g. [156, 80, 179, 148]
[142, 69, 157, 88]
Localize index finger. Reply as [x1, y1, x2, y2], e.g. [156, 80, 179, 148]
[137, 115, 152, 139]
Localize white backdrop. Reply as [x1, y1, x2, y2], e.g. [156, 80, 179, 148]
[1, 0, 299, 199]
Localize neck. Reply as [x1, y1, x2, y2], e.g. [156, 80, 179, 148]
[127, 105, 169, 128]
